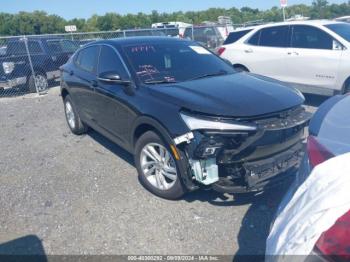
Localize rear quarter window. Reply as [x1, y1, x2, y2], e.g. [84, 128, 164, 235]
[224, 30, 252, 45]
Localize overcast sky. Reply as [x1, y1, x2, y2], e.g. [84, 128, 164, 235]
[2, 0, 347, 19]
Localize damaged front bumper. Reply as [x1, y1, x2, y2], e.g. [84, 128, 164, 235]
[174, 106, 311, 194]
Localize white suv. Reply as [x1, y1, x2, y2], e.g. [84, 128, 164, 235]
[219, 21, 350, 96]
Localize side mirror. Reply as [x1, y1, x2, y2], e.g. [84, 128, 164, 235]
[98, 71, 135, 95]
[98, 71, 131, 86]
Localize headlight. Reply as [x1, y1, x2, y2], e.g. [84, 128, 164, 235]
[2, 62, 15, 74]
[180, 113, 257, 131]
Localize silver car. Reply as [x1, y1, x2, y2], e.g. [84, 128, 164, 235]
[270, 94, 350, 260]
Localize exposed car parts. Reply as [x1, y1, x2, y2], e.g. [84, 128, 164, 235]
[176, 106, 311, 193]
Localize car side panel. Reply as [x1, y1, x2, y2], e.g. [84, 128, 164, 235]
[316, 95, 350, 155]
[93, 83, 139, 150]
[284, 48, 342, 91]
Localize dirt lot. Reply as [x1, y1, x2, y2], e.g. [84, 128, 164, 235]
[0, 87, 322, 256]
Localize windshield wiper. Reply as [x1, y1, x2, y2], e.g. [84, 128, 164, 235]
[144, 79, 178, 85]
[190, 70, 228, 81]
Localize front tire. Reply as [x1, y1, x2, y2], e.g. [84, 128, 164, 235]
[64, 95, 88, 135]
[135, 131, 186, 200]
[28, 72, 48, 93]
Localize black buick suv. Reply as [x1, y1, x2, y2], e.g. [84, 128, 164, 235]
[60, 37, 310, 199]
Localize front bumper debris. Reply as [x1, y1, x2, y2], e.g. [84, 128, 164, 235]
[212, 142, 303, 193]
[176, 106, 311, 193]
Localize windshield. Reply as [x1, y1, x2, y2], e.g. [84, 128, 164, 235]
[325, 23, 350, 42]
[47, 40, 78, 53]
[122, 41, 235, 84]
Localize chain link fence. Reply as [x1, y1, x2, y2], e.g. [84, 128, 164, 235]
[0, 24, 236, 98]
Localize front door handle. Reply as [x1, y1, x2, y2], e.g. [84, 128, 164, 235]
[90, 80, 98, 88]
[69, 70, 74, 76]
[287, 51, 299, 56]
[244, 48, 253, 53]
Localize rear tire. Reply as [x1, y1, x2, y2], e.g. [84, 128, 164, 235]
[135, 131, 186, 200]
[64, 95, 88, 135]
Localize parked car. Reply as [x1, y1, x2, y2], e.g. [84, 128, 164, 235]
[183, 26, 224, 49]
[267, 94, 350, 260]
[60, 37, 310, 199]
[218, 20, 350, 96]
[0, 37, 79, 93]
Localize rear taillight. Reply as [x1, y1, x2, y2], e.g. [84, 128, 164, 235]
[315, 210, 350, 261]
[307, 136, 334, 168]
[217, 47, 226, 56]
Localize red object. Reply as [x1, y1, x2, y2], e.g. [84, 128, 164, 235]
[217, 47, 226, 56]
[307, 136, 334, 168]
[280, 0, 288, 7]
[315, 210, 350, 260]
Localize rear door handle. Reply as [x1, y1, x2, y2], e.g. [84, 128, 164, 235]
[69, 70, 74, 76]
[244, 48, 253, 53]
[287, 51, 299, 56]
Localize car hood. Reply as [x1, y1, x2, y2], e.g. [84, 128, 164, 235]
[148, 73, 304, 118]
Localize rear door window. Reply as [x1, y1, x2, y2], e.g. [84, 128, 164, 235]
[291, 25, 333, 50]
[28, 41, 43, 54]
[247, 30, 260, 45]
[259, 26, 289, 47]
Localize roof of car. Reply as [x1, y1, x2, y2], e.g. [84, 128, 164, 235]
[86, 36, 188, 47]
[253, 19, 344, 29]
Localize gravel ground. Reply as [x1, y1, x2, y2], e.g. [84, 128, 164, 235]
[0, 87, 323, 257]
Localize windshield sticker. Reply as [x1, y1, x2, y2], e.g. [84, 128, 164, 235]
[189, 46, 211, 55]
[131, 45, 156, 53]
[164, 76, 176, 82]
[136, 65, 159, 78]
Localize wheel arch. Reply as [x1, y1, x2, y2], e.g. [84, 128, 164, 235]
[233, 64, 250, 72]
[26, 66, 47, 79]
[131, 116, 175, 150]
[342, 76, 350, 94]
[131, 115, 198, 192]
[61, 88, 69, 100]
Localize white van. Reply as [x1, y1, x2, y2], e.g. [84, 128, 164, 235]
[219, 21, 350, 96]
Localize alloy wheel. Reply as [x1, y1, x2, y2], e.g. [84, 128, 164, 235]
[34, 74, 48, 92]
[140, 143, 178, 191]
